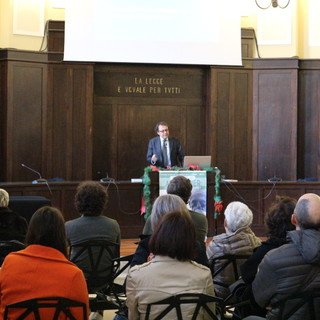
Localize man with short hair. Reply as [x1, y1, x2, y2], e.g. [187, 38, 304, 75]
[247, 193, 320, 319]
[166, 175, 208, 243]
[146, 121, 184, 168]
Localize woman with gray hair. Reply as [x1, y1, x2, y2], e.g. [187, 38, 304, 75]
[130, 194, 208, 268]
[150, 194, 188, 231]
[207, 201, 261, 298]
[0, 188, 28, 243]
[142, 194, 188, 235]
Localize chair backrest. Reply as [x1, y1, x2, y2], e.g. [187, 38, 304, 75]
[210, 254, 251, 288]
[4, 297, 87, 320]
[69, 239, 120, 292]
[0, 240, 25, 266]
[144, 293, 222, 320]
[272, 289, 320, 320]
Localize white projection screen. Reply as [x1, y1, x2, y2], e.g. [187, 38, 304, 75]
[64, 0, 242, 66]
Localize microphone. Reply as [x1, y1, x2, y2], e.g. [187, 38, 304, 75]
[97, 171, 114, 183]
[21, 163, 47, 184]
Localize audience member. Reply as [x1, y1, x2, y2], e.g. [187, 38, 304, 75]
[143, 175, 208, 243]
[0, 206, 89, 319]
[126, 210, 215, 319]
[0, 188, 28, 242]
[232, 196, 296, 318]
[244, 193, 320, 320]
[65, 181, 120, 320]
[65, 181, 120, 261]
[241, 196, 296, 284]
[207, 201, 261, 298]
[132, 194, 208, 268]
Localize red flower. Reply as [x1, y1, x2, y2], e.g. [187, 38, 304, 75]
[214, 201, 223, 213]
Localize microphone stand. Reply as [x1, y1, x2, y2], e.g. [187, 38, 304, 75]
[21, 164, 52, 195]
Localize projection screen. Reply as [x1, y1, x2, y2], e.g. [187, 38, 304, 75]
[64, 0, 242, 66]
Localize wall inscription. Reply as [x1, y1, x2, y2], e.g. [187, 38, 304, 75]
[117, 77, 181, 95]
[94, 68, 203, 99]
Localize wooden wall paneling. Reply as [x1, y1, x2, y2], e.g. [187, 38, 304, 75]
[0, 61, 7, 181]
[298, 60, 320, 180]
[93, 65, 205, 180]
[47, 20, 65, 53]
[233, 72, 253, 180]
[92, 102, 115, 181]
[47, 63, 93, 181]
[218, 182, 264, 235]
[7, 61, 47, 182]
[208, 68, 252, 181]
[71, 67, 93, 180]
[47, 65, 72, 179]
[185, 104, 203, 155]
[241, 28, 255, 59]
[251, 59, 298, 181]
[105, 182, 144, 237]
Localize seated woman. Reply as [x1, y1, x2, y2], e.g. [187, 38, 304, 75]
[126, 210, 215, 320]
[0, 188, 28, 242]
[0, 206, 89, 319]
[240, 195, 296, 283]
[131, 194, 208, 268]
[235, 196, 296, 318]
[207, 201, 261, 299]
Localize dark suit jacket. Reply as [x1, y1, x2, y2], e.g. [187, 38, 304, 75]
[146, 136, 184, 167]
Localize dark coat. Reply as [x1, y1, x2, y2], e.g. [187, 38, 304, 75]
[240, 238, 285, 284]
[252, 229, 320, 320]
[0, 207, 28, 242]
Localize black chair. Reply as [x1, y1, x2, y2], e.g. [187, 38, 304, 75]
[144, 293, 223, 320]
[9, 196, 51, 223]
[271, 289, 320, 320]
[210, 254, 251, 319]
[4, 297, 87, 320]
[210, 254, 251, 288]
[0, 240, 25, 266]
[69, 239, 133, 312]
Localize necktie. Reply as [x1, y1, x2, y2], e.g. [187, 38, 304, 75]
[162, 139, 169, 167]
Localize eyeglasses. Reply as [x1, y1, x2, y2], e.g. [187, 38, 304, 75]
[158, 129, 169, 133]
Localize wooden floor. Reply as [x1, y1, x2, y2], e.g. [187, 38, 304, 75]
[120, 238, 139, 256]
[120, 236, 267, 256]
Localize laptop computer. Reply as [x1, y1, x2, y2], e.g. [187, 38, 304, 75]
[183, 156, 212, 169]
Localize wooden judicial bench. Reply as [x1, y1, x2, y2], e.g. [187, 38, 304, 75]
[1, 179, 319, 238]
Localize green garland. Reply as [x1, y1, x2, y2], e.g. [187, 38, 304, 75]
[142, 166, 222, 220]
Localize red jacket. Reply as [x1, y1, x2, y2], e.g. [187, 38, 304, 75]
[0, 244, 89, 319]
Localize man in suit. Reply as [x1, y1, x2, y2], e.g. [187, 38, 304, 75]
[146, 121, 184, 168]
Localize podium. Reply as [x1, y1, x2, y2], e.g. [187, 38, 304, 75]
[144, 170, 220, 236]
